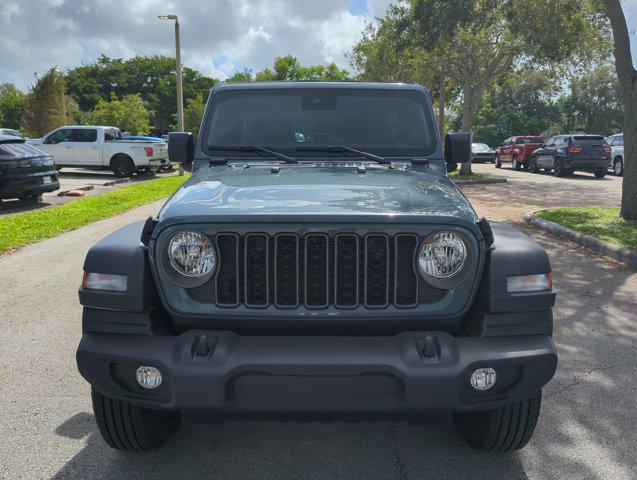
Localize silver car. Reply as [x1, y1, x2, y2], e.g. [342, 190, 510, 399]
[606, 133, 624, 176]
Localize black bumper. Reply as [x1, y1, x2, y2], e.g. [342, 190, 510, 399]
[77, 330, 557, 416]
[0, 171, 59, 198]
[565, 157, 608, 170]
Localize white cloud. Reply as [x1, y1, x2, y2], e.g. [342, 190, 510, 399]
[2, 0, 634, 91]
[0, 0, 393, 90]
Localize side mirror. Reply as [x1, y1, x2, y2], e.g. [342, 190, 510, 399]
[168, 132, 195, 165]
[444, 132, 472, 172]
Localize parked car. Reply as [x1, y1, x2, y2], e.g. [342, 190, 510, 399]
[471, 143, 495, 163]
[605, 133, 624, 176]
[0, 128, 24, 138]
[494, 136, 544, 170]
[28, 126, 168, 177]
[77, 82, 557, 453]
[528, 134, 611, 178]
[0, 135, 59, 202]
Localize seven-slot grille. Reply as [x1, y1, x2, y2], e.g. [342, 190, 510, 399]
[189, 232, 446, 309]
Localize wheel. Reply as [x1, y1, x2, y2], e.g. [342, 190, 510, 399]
[91, 388, 181, 451]
[453, 391, 542, 452]
[512, 156, 521, 171]
[529, 157, 539, 173]
[494, 155, 502, 169]
[111, 156, 136, 178]
[613, 157, 624, 176]
[553, 159, 566, 177]
[594, 168, 607, 179]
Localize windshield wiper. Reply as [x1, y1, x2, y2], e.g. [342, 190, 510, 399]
[296, 145, 392, 165]
[209, 145, 299, 164]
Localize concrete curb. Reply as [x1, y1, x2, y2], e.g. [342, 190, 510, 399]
[57, 185, 94, 197]
[524, 211, 637, 269]
[102, 178, 130, 187]
[452, 177, 507, 185]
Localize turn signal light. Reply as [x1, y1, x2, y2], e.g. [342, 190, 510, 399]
[507, 273, 552, 293]
[82, 272, 128, 292]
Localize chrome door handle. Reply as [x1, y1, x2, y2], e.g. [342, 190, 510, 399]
[65, 146, 73, 149]
[91, 146, 98, 149]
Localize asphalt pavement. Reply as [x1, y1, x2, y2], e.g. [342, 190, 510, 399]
[0, 169, 635, 479]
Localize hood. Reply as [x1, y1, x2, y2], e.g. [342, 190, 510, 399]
[157, 163, 478, 225]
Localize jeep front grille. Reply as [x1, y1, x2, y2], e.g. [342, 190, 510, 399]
[188, 232, 446, 309]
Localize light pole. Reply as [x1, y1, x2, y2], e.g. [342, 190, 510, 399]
[159, 14, 184, 175]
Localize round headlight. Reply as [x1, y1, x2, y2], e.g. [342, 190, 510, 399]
[418, 232, 467, 280]
[168, 231, 216, 277]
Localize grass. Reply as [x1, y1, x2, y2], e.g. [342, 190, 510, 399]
[0, 174, 188, 254]
[536, 207, 637, 251]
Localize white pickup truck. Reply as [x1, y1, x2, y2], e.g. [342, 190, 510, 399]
[28, 126, 168, 177]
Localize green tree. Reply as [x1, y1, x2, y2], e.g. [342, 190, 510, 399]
[350, 6, 457, 140]
[0, 83, 26, 130]
[226, 70, 254, 82]
[21, 68, 75, 137]
[92, 93, 151, 134]
[229, 56, 350, 82]
[457, 66, 564, 146]
[66, 55, 217, 133]
[181, 93, 206, 141]
[560, 66, 622, 135]
[351, 0, 611, 174]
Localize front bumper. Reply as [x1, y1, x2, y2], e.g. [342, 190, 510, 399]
[77, 331, 557, 416]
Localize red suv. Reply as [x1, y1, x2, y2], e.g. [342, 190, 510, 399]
[495, 136, 545, 170]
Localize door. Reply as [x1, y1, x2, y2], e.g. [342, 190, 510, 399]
[501, 138, 512, 161]
[72, 128, 101, 166]
[42, 128, 74, 165]
[536, 137, 554, 167]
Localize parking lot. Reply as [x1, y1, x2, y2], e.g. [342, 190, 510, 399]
[0, 168, 176, 216]
[470, 162, 622, 223]
[0, 169, 634, 480]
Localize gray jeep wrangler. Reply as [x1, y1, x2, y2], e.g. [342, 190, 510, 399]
[77, 82, 557, 452]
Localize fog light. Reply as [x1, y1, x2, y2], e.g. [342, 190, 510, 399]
[470, 367, 497, 391]
[136, 366, 162, 389]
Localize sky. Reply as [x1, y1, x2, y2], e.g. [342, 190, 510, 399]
[0, 0, 636, 91]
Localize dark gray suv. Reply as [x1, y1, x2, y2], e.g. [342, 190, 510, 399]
[77, 82, 557, 453]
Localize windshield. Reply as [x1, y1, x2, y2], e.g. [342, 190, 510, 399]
[205, 88, 437, 157]
[472, 143, 491, 152]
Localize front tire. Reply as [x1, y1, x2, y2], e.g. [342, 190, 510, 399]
[494, 155, 502, 169]
[529, 157, 540, 173]
[553, 159, 566, 177]
[91, 388, 181, 451]
[453, 391, 542, 452]
[512, 156, 521, 171]
[613, 157, 624, 176]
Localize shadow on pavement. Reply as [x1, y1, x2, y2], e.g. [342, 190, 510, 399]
[52, 413, 532, 480]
